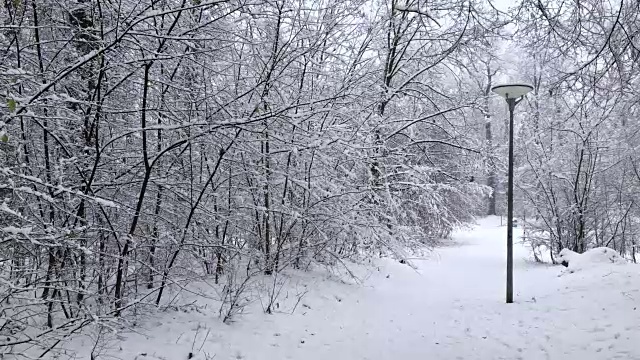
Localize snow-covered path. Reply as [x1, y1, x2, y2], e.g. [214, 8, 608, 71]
[234, 216, 637, 360]
[262, 216, 550, 359]
[67, 217, 640, 360]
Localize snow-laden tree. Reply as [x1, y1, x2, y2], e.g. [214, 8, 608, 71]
[0, 0, 497, 355]
[513, 0, 640, 262]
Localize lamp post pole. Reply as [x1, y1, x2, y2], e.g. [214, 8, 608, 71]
[506, 97, 516, 304]
[491, 83, 532, 304]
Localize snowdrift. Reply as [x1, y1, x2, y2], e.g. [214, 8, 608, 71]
[558, 247, 627, 273]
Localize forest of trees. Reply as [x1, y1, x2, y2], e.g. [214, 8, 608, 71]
[514, 0, 640, 263]
[1, 0, 638, 356]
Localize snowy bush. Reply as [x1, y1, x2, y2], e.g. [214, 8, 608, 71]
[558, 247, 627, 273]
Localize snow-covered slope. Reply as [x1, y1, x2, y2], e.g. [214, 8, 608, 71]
[60, 217, 640, 360]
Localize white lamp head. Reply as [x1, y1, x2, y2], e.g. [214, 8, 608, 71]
[491, 83, 533, 99]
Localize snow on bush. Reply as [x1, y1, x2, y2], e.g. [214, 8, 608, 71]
[558, 247, 627, 273]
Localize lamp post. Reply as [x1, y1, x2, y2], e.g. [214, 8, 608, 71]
[491, 83, 533, 304]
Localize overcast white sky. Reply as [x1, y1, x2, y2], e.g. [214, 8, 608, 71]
[490, 0, 517, 12]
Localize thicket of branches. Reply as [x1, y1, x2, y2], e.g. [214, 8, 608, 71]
[0, 0, 494, 355]
[512, 0, 640, 263]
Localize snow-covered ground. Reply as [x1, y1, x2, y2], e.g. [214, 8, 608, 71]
[61, 217, 640, 360]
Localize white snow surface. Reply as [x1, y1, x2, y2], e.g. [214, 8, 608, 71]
[61, 217, 640, 360]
